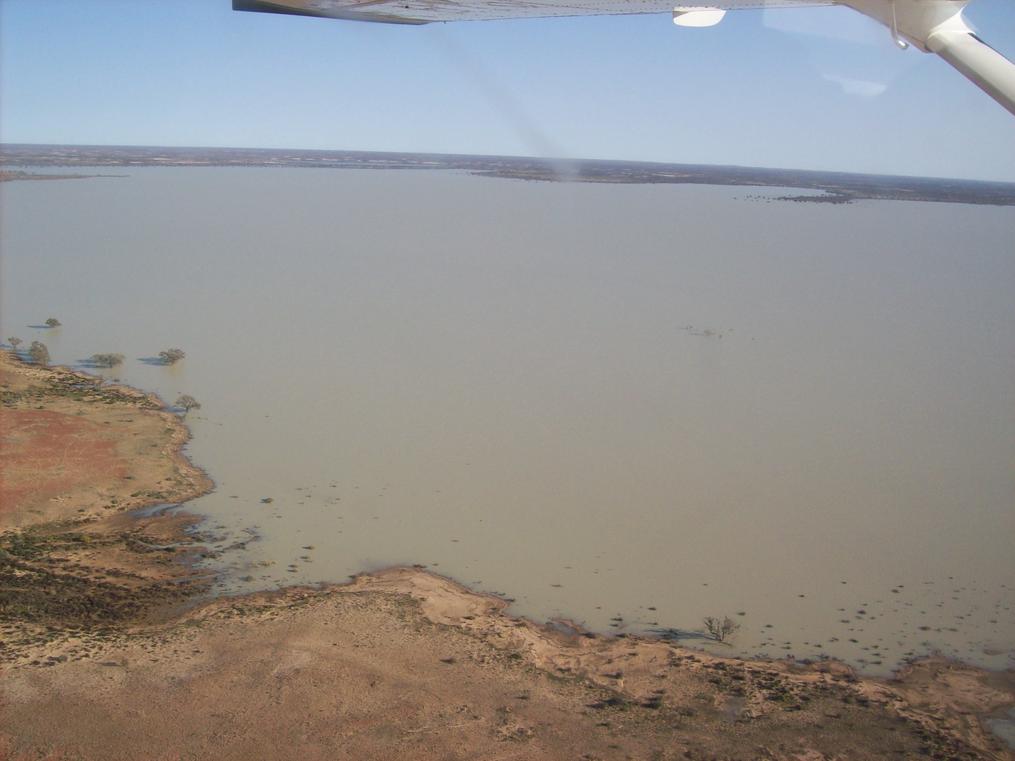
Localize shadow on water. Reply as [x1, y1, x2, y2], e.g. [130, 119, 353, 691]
[75, 358, 119, 369]
[138, 356, 172, 366]
[129, 502, 182, 519]
[75, 359, 103, 369]
[987, 708, 1015, 751]
[27, 324, 54, 330]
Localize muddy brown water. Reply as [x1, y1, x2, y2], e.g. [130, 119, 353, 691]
[2, 166, 1013, 673]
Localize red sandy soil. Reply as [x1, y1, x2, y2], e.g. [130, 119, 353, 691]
[0, 356, 210, 530]
[0, 409, 125, 518]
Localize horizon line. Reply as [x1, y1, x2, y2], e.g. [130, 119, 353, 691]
[4, 142, 1015, 186]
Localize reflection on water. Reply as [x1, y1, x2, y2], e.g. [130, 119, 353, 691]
[2, 167, 1013, 673]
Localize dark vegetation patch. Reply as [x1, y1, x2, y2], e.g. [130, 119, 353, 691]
[0, 522, 203, 633]
[2, 371, 161, 409]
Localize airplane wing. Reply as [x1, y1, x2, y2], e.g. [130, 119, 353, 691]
[234, 0, 1015, 117]
[233, 0, 833, 25]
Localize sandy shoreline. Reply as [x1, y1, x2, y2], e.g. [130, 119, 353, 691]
[1, 351, 1013, 759]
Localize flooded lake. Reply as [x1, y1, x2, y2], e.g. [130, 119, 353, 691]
[2, 166, 1013, 673]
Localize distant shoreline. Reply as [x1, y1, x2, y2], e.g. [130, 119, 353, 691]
[3, 143, 1015, 206]
[0, 169, 104, 183]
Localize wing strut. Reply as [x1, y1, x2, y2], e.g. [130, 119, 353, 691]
[927, 28, 1015, 117]
[843, 0, 1015, 117]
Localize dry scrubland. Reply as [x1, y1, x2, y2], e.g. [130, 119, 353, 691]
[1, 351, 1013, 760]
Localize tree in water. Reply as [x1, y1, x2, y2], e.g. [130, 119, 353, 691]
[175, 394, 201, 415]
[28, 341, 50, 366]
[89, 353, 125, 368]
[158, 348, 186, 364]
[702, 616, 741, 643]
[7, 337, 22, 354]
[44, 317, 61, 328]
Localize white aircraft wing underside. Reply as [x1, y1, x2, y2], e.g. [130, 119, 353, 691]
[234, 0, 1015, 116]
[234, 0, 832, 25]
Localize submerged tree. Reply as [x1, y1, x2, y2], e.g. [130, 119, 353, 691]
[158, 348, 186, 365]
[44, 317, 61, 328]
[7, 337, 22, 354]
[702, 616, 741, 643]
[28, 341, 50, 366]
[89, 353, 125, 368]
[175, 394, 201, 415]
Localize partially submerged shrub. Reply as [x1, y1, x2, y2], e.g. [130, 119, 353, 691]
[703, 616, 741, 643]
[44, 317, 61, 328]
[158, 348, 186, 364]
[7, 337, 22, 353]
[28, 341, 50, 366]
[89, 353, 125, 368]
[175, 394, 201, 414]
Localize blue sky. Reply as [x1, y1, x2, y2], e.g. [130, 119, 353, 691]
[2, 0, 1014, 180]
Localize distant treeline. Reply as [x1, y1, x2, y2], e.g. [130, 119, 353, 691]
[2, 144, 1014, 206]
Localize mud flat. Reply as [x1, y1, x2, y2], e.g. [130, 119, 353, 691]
[1, 352, 1013, 760]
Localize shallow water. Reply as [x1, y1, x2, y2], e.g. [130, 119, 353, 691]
[990, 708, 1015, 751]
[2, 166, 1013, 673]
